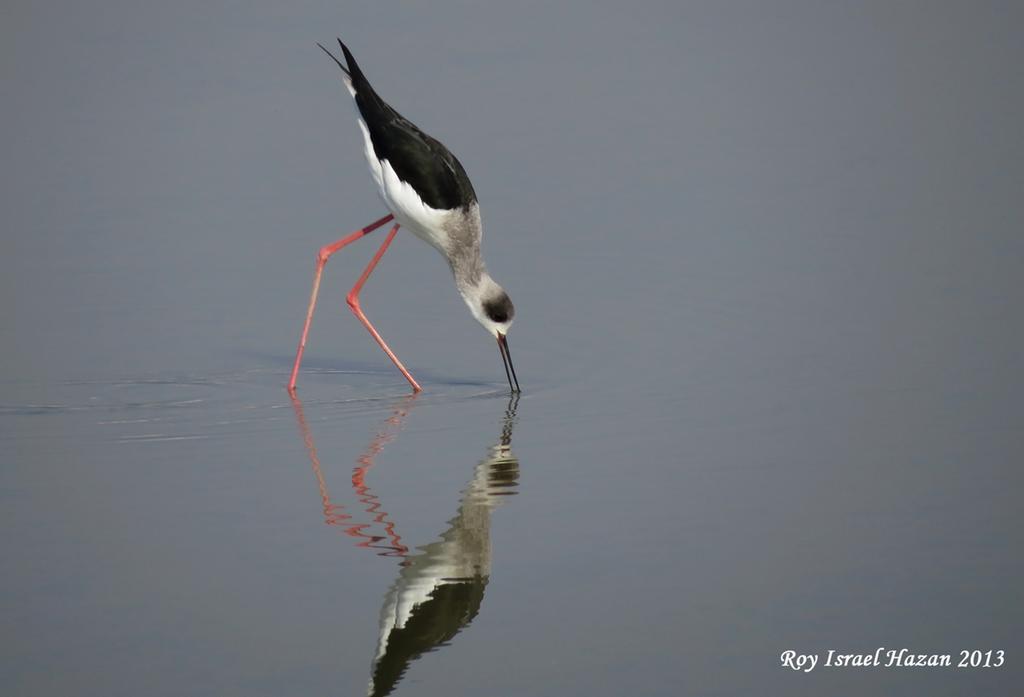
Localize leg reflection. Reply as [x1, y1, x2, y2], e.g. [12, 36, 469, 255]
[290, 393, 416, 558]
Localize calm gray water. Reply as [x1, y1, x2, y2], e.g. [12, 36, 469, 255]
[3, 2, 1022, 695]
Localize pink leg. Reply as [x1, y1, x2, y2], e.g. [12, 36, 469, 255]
[288, 214, 394, 392]
[346, 224, 423, 393]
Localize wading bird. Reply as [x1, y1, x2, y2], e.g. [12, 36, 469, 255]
[288, 39, 520, 394]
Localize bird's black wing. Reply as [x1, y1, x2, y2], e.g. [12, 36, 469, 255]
[325, 39, 478, 211]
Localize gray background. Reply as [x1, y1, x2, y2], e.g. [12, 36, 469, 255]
[2, 1, 1022, 695]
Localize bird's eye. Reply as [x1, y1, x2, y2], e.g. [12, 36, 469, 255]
[483, 294, 513, 323]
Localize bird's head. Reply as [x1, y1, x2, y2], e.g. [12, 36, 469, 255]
[471, 284, 515, 339]
[461, 275, 519, 392]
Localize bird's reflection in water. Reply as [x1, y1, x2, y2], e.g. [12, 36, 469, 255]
[290, 394, 521, 697]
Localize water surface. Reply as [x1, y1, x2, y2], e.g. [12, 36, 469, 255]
[3, 2, 1022, 695]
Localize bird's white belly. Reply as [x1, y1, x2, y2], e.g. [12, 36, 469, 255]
[379, 159, 453, 251]
[356, 118, 451, 254]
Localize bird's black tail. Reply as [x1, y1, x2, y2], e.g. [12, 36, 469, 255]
[316, 41, 350, 77]
[317, 38, 392, 125]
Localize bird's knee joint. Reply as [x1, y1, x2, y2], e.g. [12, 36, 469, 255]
[346, 293, 360, 311]
[316, 246, 333, 265]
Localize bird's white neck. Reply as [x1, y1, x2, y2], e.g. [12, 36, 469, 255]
[458, 273, 505, 338]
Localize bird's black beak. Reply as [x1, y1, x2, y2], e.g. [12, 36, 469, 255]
[497, 333, 520, 393]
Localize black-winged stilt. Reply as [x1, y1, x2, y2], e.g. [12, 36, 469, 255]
[288, 39, 519, 394]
